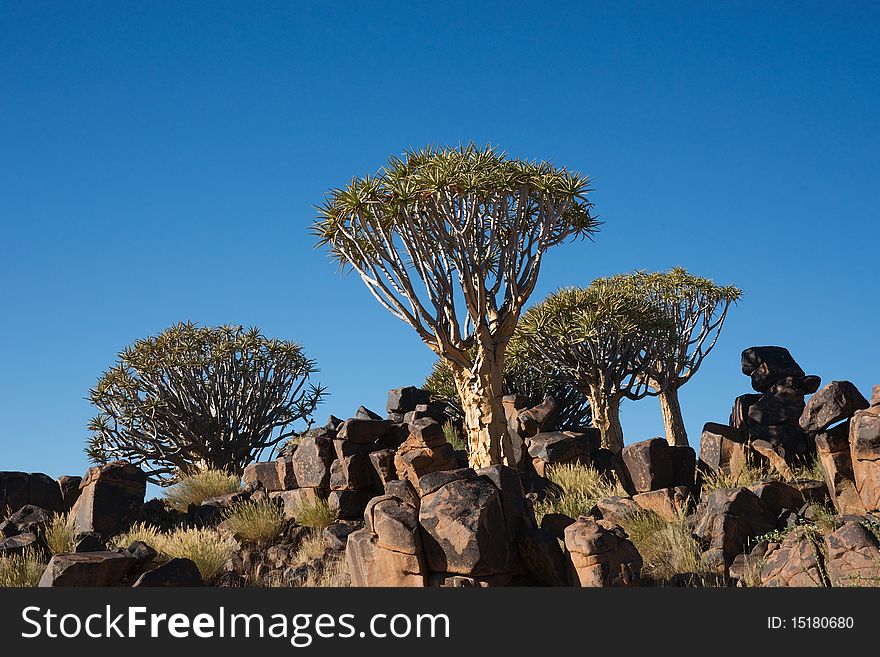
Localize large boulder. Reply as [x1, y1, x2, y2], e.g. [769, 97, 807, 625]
[747, 390, 805, 427]
[291, 434, 335, 489]
[0, 504, 50, 539]
[741, 346, 805, 392]
[57, 476, 83, 511]
[693, 487, 776, 572]
[564, 517, 642, 587]
[365, 495, 421, 555]
[815, 422, 864, 515]
[418, 470, 509, 577]
[800, 381, 869, 433]
[849, 408, 880, 512]
[618, 438, 694, 495]
[69, 461, 146, 540]
[387, 387, 430, 416]
[747, 480, 804, 519]
[632, 486, 691, 522]
[345, 528, 426, 587]
[39, 551, 138, 587]
[699, 423, 748, 475]
[516, 527, 568, 586]
[823, 521, 880, 587]
[527, 431, 591, 476]
[760, 528, 826, 587]
[337, 418, 392, 444]
[394, 434, 457, 493]
[242, 461, 283, 492]
[0, 472, 63, 518]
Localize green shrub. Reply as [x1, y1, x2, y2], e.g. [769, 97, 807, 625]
[165, 470, 242, 511]
[0, 548, 46, 587]
[45, 513, 76, 555]
[223, 498, 286, 546]
[442, 421, 467, 452]
[294, 499, 336, 530]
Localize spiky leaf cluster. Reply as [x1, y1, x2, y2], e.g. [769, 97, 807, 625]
[312, 144, 597, 365]
[510, 279, 675, 401]
[87, 322, 325, 484]
[612, 267, 741, 388]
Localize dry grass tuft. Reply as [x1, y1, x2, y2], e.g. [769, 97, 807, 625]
[111, 522, 165, 552]
[294, 499, 337, 530]
[161, 527, 236, 584]
[223, 498, 286, 546]
[0, 548, 46, 587]
[442, 421, 467, 452]
[164, 470, 241, 511]
[532, 463, 626, 524]
[45, 512, 76, 555]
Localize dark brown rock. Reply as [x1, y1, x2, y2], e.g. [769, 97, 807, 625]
[517, 527, 567, 586]
[243, 461, 283, 491]
[823, 521, 880, 587]
[57, 475, 82, 511]
[730, 394, 763, 430]
[133, 557, 204, 586]
[800, 381, 869, 433]
[850, 408, 880, 511]
[407, 417, 446, 448]
[337, 418, 392, 444]
[632, 486, 691, 522]
[419, 476, 509, 576]
[69, 461, 146, 540]
[699, 423, 748, 475]
[38, 551, 138, 587]
[368, 449, 397, 486]
[291, 435, 335, 488]
[760, 528, 826, 587]
[387, 386, 430, 415]
[741, 346, 805, 392]
[815, 421, 864, 515]
[345, 528, 426, 587]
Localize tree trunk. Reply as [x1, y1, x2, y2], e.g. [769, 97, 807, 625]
[659, 385, 689, 446]
[589, 390, 624, 452]
[450, 353, 514, 469]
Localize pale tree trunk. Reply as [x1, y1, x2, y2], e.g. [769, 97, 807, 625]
[659, 385, 689, 446]
[449, 352, 515, 469]
[588, 389, 624, 453]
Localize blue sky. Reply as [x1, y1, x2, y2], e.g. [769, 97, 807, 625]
[1, 1, 878, 484]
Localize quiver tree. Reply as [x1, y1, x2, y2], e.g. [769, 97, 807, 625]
[424, 354, 592, 432]
[624, 267, 741, 446]
[312, 144, 596, 467]
[510, 280, 673, 452]
[87, 322, 325, 484]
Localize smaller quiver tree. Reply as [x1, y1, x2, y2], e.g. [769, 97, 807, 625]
[87, 322, 325, 484]
[510, 279, 673, 452]
[627, 268, 741, 446]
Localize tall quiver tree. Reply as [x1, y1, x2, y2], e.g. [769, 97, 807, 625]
[510, 279, 672, 452]
[312, 145, 596, 467]
[631, 267, 741, 446]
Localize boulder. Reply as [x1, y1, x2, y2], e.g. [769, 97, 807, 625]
[750, 440, 794, 479]
[242, 461, 283, 492]
[699, 423, 748, 475]
[527, 431, 591, 468]
[0, 532, 39, 556]
[747, 480, 804, 519]
[0, 504, 50, 538]
[329, 454, 376, 491]
[800, 381, 869, 433]
[133, 558, 204, 586]
[366, 495, 422, 555]
[337, 418, 392, 444]
[564, 517, 642, 587]
[323, 521, 362, 552]
[38, 551, 138, 587]
[632, 486, 691, 522]
[387, 387, 430, 415]
[68, 461, 146, 540]
[291, 435, 335, 489]
[849, 408, 880, 511]
[394, 440, 457, 493]
[730, 394, 763, 430]
[368, 449, 397, 486]
[0, 471, 63, 518]
[619, 438, 694, 494]
[407, 418, 446, 448]
[693, 487, 777, 572]
[540, 513, 575, 540]
[823, 521, 880, 587]
[384, 479, 419, 508]
[516, 527, 568, 586]
[327, 490, 372, 520]
[760, 528, 826, 587]
[516, 396, 559, 438]
[275, 455, 298, 490]
[741, 346, 805, 392]
[419, 474, 509, 576]
[345, 528, 426, 587]
[57, 476, 83, 511]
[747, 424, 813, 464]
[748, 391, 805, 427]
